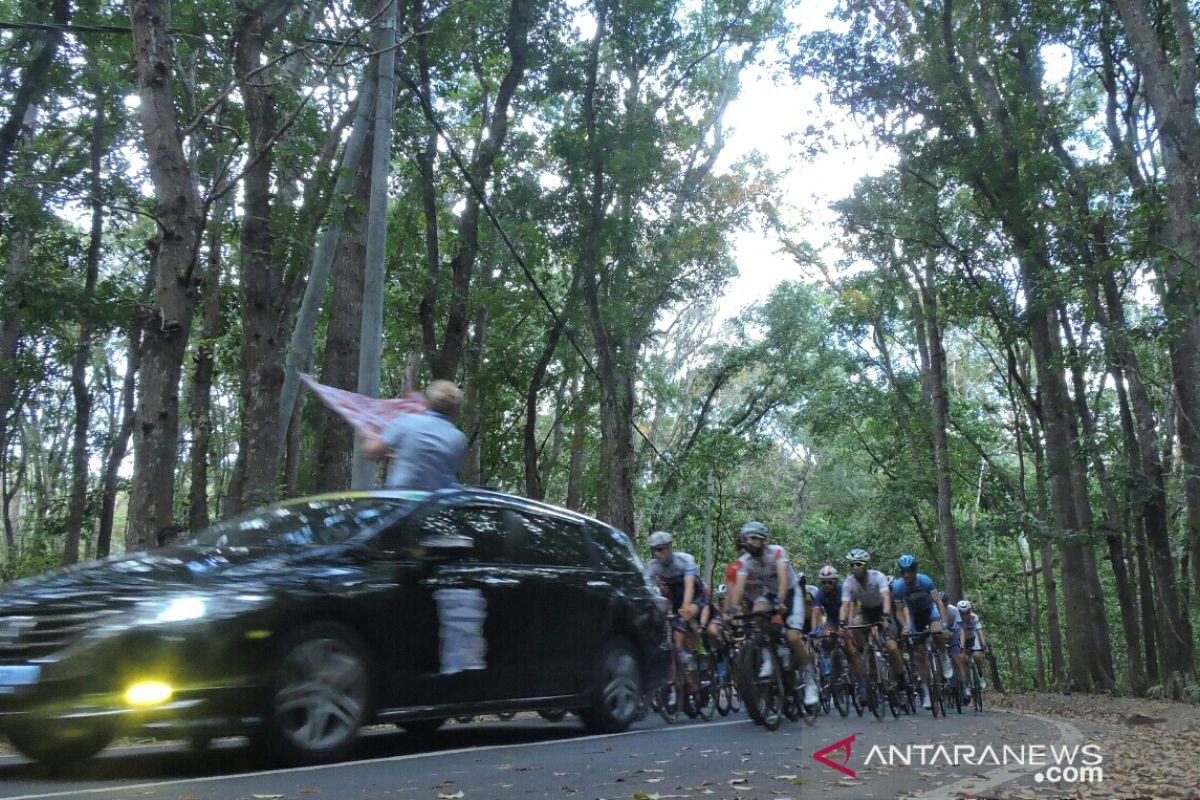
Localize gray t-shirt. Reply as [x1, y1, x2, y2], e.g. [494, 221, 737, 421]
[380, 411, 468, 490]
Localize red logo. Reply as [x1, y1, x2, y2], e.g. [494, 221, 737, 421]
[813, 734, 856, 777]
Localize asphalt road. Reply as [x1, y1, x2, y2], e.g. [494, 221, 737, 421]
[0, 704, 1082, 800]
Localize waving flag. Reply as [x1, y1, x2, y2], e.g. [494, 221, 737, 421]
[300, 374, 428, 437]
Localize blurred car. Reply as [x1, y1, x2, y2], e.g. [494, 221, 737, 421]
[0, 489, 670, 766]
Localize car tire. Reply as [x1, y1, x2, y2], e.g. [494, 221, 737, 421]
[537, 708, 568, 722]
[258, 622, 371, 765]
[6, 720, 112, 769]
[579, 637, 642, 734]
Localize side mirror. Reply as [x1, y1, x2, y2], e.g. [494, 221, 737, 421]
[413, 534, 474, 560]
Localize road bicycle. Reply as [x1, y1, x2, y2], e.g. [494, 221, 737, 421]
[730, 610, 787, 730]
[815, 630, 860, 718]
[966, 649, 986, 712]
[845, 623, 900, 719]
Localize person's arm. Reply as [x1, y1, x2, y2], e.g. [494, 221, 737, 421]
[896, 604, 910, 632]
[977, 623, 989, 649]
[727, 572, 747, 615]
[360, 431, 390, 459]
[682, 574, 696, 612]
[959, 624, 967, 650]
[933, 592, 948, 620]
[776, 560, 789, 605]
[811, 600, 823, 632]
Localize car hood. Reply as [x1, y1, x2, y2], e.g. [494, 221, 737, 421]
[0, 545, 351, 607]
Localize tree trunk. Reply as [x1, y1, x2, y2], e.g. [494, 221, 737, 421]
[226, 0, 297, 513]
[313, 131, 370, 493]
[97, 283, 146, 559]
[62, 83, 105, 565]
[911, 252, 963, 598]
[125, 0, 203, 551]
[0, 0, 70, 193]
[416, 0, 534, 381]
[187, 196, 228, 531]
[276, 70, 376, 459]
[1112, 0, 1200, 627]
[565, 373, 587, 511]
[350, 0, 400, 489]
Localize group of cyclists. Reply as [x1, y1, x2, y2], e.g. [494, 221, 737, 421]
[644, 520, 991, 725]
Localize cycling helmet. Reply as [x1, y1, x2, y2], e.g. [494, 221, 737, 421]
[897, 553, 918, 571]
[818, 565, 840, 581]
[957, 600, 973, 613]
[715, 583, 727, 597]
[939, 591, 950, 603]
[740, 521, 768, 539]
[647, 531, 673, 548]
[845, 548, 870, 564]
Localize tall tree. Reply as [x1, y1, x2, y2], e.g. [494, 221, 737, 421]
[124, 0, 203, 550]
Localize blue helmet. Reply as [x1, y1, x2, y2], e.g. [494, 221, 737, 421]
[897, 554, 918, 571]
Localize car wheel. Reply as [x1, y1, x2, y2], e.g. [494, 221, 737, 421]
[537, 709, 568, 722]
[260, 622, 371, 765]
[579, 637, 642, 734]
[7, 720, 112, 769]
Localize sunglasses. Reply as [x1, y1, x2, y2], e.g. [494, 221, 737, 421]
[651, 546, 669, 553]
[849, 561, 867, 568]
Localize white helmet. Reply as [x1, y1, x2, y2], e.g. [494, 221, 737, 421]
[845, 548, 870, 564]
[957, 600, 973, 613]
[647, 531, 673, 548]
[715, 583, 727, 597]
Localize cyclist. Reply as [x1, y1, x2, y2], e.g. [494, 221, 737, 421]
[645, 531, 706, 682]
[840, 549, 905, 703]
[940, 591, 968, 701]
[957, 599, 989, 694]
[891, 554, 953, 709]
[811, 566, 849, 669]
[725, 521, 818, 706]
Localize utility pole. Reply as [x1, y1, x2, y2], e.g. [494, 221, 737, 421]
[350, 0, 399, 489]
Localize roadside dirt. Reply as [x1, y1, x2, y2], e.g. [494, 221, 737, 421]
[968, 692, 1200, 800]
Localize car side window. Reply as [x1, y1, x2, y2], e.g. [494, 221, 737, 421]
[505, 511, 592, 567]
[403, 506, 508, 563]
[588, 523, 642, 572]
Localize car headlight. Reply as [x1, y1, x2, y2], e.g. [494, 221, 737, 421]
[132, 593, 271, 626]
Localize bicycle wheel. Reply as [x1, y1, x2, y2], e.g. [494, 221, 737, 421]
[867, 652, 885, 720]
[972, 663, 985, 712]
[738, 643, 784, 730]
[831, 654, 850, 718]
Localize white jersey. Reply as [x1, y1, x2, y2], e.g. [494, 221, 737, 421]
[737, 545, 798, 597]
[943, 603, 963, 630]
[841, 569, 890, 609]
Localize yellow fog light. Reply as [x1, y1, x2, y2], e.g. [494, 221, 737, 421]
[125, 681, 173, 706]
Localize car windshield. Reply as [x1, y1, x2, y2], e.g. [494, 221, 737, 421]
[191, 497, 414, 549]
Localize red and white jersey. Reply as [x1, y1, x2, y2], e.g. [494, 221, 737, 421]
[737, 545, 797, 597]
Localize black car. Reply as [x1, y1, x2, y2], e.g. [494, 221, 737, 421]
[0, 489, 670, 766]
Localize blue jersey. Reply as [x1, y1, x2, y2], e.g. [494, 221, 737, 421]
[813, 587, 841, 625]
[890, 573, 937, 614]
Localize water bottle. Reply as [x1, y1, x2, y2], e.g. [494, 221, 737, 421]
[822, 657, 831, 676]
[776, 643, 790, 669]
[716, 660, 728, 681]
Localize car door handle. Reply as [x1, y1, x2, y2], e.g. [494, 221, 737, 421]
[587, 581, 611, 588]
[481, 577, 520, 586]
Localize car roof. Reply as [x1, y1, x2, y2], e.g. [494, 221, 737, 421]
[279, 488, 623, 536]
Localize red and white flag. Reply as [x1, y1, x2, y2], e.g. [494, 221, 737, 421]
[300, 374, 427, 437]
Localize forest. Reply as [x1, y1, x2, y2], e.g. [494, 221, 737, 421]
[1, 0, 1198, 701]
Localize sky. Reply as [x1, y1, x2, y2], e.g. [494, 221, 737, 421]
[712, 3, 898, 325]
